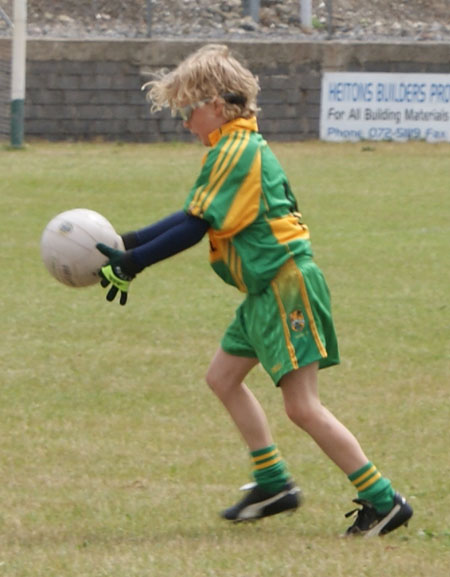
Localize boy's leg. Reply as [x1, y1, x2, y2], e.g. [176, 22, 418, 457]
[206, 347, 270, 450]
[207, 347, 301, 520]
[280, 362, 369, 474]
[280, 362, 412, 535]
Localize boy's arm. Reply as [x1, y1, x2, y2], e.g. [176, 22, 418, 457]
[126, 211, 209, 274]
[97, 211, 209, 305]
[104, 210, 209, 277]
[121, 210, 188, 249]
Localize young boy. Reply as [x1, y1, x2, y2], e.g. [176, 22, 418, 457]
[97, 44, 413, 536]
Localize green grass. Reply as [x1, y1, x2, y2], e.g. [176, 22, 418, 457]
[0, 140, 449, 576]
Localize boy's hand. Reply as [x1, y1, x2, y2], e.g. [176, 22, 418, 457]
[96, 243, 135, 306]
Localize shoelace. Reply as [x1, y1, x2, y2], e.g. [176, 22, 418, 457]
[345, 499, 375, 526]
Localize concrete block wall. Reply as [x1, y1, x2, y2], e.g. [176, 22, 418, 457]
[1, 38, 449, 141]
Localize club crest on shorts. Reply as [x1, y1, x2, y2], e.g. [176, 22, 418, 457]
[290, 310, 305, 332]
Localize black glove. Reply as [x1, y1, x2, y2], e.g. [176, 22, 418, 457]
[96, 243, 136, 306]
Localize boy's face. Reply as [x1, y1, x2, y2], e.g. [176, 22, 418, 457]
[183, 99, 226, 146]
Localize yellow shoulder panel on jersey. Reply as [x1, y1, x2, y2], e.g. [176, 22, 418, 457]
[217, 148, 262, 238]
[191, 130, 251, 218]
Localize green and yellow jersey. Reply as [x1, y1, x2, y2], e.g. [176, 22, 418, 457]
[184, 117, 313, 294]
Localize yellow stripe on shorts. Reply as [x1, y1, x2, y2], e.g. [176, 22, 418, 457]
[292, 262, 327, 359]
[271, 279, 299, 370]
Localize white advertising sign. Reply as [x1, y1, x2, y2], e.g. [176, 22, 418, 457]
[320, 72, 450, 142]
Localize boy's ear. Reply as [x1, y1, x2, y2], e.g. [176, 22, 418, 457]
[213, 97, 225, 117]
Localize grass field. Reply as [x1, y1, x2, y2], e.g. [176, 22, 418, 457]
[0, 140, 449, 577]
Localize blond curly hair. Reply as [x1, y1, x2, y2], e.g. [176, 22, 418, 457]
[143, 44, 260, 120]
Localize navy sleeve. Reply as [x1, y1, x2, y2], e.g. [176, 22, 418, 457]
[121, 210, 187, 249]
[123, 212, 209, 275]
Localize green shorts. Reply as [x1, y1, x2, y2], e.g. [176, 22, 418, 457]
[221, 257, 340, 385]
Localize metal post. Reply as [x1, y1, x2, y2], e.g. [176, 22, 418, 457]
[242, 0, 260, 23]
[146, 0, 153, 37]
[10, 0, 27, 148]
[326, 0, 333, 38]
[300, 0, 312, 30]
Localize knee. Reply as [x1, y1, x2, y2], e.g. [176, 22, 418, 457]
[205, 364, 218, 392]
[205, 363, 242, 401]
[285, 400, 323, 431]
[205, 364, 228, 398]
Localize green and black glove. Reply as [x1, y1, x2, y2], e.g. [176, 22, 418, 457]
[96, 243, 137, 306]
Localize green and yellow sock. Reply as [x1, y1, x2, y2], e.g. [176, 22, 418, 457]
[251, 444, 290, 494]
[348, 461, 395, 514]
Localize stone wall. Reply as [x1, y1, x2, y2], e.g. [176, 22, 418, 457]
[1, 38, 449, 141]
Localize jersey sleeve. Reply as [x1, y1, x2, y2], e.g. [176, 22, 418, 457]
[128, 212, 209, 273]
[184, 131, 262, 239]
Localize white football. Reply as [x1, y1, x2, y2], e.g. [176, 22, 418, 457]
[41, 208, 124, 287]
